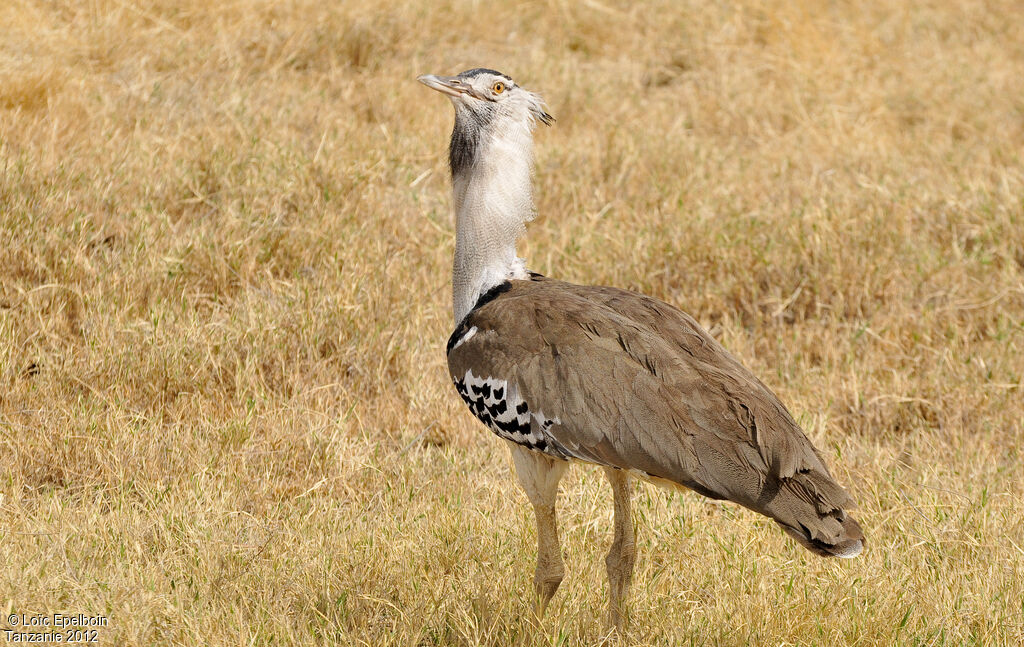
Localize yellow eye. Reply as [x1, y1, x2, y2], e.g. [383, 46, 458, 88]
[492, 82, 506, 94]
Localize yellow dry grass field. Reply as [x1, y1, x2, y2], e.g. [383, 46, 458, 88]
[2, 0, 1023, 644]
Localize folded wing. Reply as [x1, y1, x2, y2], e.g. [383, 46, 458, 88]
[446, 276, 864, 557]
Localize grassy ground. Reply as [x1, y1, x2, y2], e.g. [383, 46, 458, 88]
[2, 0, 1023, 644]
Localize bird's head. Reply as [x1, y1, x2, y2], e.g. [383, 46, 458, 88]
[418, 68, 553, 178]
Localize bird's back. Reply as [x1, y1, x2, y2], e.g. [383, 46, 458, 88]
[447, 274, 864, 558]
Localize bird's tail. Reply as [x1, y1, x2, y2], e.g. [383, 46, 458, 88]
[762, 469, 866, 558]
[777, 513, 864, 558]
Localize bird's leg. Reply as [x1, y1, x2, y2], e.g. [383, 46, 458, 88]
[603, 467, 636, 633]
[510, 443, 569, 618]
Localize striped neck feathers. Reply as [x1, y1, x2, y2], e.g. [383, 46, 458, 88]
[450, 109, 535, 323]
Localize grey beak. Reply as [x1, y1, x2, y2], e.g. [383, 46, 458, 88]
[417, 74, 470, 98]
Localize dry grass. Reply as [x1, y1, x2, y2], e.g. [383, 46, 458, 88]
[2, 0, 1023, 644]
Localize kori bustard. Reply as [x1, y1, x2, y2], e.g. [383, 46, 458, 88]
[419, 68, 864, 631]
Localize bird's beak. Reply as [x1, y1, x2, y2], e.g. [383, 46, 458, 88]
[417, 74, 471, 98]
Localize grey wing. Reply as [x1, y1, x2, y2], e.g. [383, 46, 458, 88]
[563, 283, 845, 482]
[445, 286, 741, 499]
[446, 277, 862, 555]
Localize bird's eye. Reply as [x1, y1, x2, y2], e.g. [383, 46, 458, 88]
[492, 82, 506, 94]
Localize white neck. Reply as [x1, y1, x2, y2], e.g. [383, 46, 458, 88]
[451, 120, 535, 323]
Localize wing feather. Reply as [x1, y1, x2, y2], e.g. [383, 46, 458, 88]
[446, 275, 862, 554]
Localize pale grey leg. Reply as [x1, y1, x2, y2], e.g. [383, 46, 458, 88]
[510, 443, 569, 617]
[603, 467, 636, 633]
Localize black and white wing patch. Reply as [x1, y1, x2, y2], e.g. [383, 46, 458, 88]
[452, 368, 570, 458]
